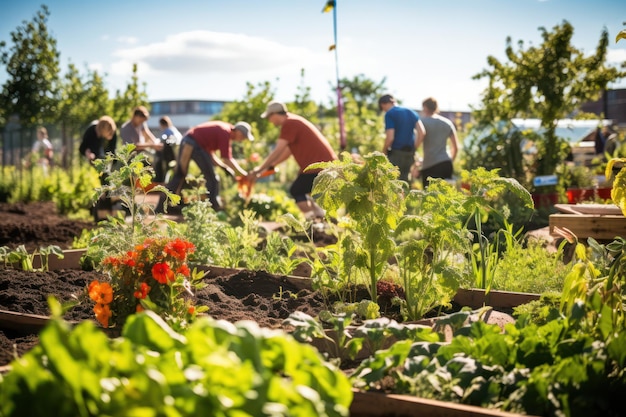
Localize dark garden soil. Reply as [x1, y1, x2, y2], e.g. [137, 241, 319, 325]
[0, 202, 515, 369]
[0, 201, 330, 367]
[0, 201, 95, 251]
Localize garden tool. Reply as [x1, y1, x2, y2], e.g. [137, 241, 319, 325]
[236, 167, 276, 202]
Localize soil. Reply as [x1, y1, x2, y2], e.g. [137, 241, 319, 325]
[0, 201, 94, 251]
[0, 202, 515, 369]
[0, 201, 330, 367]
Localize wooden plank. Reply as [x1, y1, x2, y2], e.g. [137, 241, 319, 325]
[0, 310, 50, 333]
[31, 248, 87, 270]
[549, 214, 626, 240]
[350, 390, 531, 417]
[454, 289, 540, 310]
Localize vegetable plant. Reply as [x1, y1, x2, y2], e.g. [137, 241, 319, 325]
[310, 152, 406, 304]
[0, 299, 352, 417]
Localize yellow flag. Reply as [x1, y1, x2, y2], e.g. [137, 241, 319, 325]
[322, 0, 335, 13]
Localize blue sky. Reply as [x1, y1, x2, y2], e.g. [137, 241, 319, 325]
[1, 0, 625, 111]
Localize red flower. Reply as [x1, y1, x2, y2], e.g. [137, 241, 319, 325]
[133, 282, 150, 299]
[164, 238, 195, 260]
[152, 262, 175, 284]
[176, 264, 190, 277]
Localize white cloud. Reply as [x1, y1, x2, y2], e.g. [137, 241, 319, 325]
[607, 48, 626, 64]
[110, 30, 322, 76]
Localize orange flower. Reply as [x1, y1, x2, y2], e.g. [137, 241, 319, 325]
[93, 303, 112, 327]
[188, 306, 195, 315]
[136, 304, 144, 313]
[152, 262, 175, 284]
[177, 264, 190, 277]
[88, 281, 113, 305]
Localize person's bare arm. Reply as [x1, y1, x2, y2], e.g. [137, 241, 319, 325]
[141, 124, 164, 150]
[448, 125, 459, 161]
[414, 120, 426, 150]
[249, 139, 290, 179]
[383, 129, 394, 153]
[223, 157, 248, 177]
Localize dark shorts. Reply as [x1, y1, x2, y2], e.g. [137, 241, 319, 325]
[290, 173, 318, 202]
[421, 160, 453, 189]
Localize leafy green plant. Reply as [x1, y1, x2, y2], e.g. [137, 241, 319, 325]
[0, 244, 63, 271]
[84, 144, 181, 266]
[310, 152, 405, 304]
[460, 168, 534, 292]
[285, 310, 439, 367]
[349, 232, 626, 416]
[491, 237, 571, 293]
[0, 299, 352, 417]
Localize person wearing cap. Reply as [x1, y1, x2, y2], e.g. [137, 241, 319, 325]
[378, 94, 425, 183]
[156, 120, 254, 212]
[249, 101, 337, 220]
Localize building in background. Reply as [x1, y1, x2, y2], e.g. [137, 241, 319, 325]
[580, 88, 626, 127]
[147, 100, 228, 135]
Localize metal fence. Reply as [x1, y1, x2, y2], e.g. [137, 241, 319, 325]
[1, 124, 81, 171]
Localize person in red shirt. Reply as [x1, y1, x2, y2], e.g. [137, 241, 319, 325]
[249, 101, 337, 219]
[157, 120, 254, 212]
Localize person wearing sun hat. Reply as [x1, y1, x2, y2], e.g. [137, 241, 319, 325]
[156, 120, 254, 212]
[249, 101, 337, 220]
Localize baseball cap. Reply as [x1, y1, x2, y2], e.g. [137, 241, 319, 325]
[233, 121, 255, 141]
[261, 101, 288, 118]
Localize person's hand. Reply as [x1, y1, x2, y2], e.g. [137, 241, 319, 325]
[247, 168, 260, 181]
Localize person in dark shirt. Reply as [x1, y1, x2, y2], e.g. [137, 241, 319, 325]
[79, 116, 117, 164]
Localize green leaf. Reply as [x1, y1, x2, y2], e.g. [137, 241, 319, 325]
[123, 310, 187, 351]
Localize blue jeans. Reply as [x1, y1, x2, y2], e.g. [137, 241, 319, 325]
[158, 135, 222, 211]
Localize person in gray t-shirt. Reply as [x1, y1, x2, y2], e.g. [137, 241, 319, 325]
[415, 97, 459, 189]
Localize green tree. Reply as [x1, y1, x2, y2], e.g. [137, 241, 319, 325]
[291, 69, 319, 123]
[471, 20, 625, 178]
[0, 5, 61, 127]
[58, 63, 112, 167]
[338, 74, 387, 117]
[219, 80, 277, 143]
[111, 63, 150, 127]
[322, 74, 387, 154]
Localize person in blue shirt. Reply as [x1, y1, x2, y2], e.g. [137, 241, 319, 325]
[379, 94, 425, 182]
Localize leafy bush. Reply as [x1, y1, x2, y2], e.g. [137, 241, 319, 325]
[0, 304, 352, 417]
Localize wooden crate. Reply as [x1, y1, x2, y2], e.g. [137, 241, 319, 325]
[549, 213, 626, 240]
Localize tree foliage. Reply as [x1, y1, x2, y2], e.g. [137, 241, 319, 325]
[110, 63, 150, 127]
[470, 20, 626, 178]
[0, 5, 61, 127]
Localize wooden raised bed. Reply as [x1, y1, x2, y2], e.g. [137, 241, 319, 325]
[350, 390, 532, 417]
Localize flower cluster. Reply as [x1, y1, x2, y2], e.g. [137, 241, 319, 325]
[89, 237, 206, 329]
[88, 281, 113, 327]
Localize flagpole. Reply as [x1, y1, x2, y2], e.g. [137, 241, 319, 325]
[324, 0, 346, 151]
